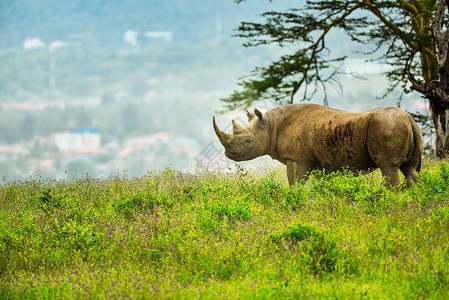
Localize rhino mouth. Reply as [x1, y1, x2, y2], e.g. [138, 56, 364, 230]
[225, 149, 244, 161]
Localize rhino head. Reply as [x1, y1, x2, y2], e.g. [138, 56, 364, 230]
[213, 109, 270, 161]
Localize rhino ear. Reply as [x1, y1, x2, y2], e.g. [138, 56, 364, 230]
[244, 108, 256, 122]
[255, 109, 264, 123]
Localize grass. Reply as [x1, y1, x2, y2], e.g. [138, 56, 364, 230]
[1, 159, 449, 299]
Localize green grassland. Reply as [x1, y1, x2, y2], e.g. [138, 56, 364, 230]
[1, 160, 449, 299]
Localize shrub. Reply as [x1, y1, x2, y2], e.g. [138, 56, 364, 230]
[271, 224, 339, 275]
[35, 189, 67, 212]
[419, 161, 449, 198]
[51, 220, 104, 262]
[112, 190, 172, 217]
[197, 195, 252, 234]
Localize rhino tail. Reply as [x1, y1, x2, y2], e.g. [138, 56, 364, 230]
[410, 119, 423, 172]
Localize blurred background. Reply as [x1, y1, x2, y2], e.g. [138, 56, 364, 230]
[0, 0, 430, 182]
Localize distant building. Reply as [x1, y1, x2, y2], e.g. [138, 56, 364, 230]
[1, 98, 101, 111]
[124, 30, 139, 47]
[0, 144, 29, 161]
[49, 41, 64, 51]
[23, 38, 46, 50]
[144, 31, 173, 42]
[120, 132, 169, 157]
[53, 128, 101, 152]
[123, 30, 173, 48]
[26, 158, 55, 173]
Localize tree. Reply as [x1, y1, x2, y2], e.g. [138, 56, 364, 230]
[223, 0, 449, 158]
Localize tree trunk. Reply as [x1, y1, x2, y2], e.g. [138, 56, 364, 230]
[409, 61, 449, 158]
[429, 97, 449, 158]
[435, 54, 449, 157]
[409, 0, 449, 158]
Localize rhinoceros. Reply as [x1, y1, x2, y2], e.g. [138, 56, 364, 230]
[213, 103, 422, 186]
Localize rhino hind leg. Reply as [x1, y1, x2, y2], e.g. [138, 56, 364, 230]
[380, 165, 419, 187]
[399, 165, 420, 186]
[367, 111, 420, 187]
[379, 166, 401, 187]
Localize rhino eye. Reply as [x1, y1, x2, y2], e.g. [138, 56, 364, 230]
[244, 139, 254, 146]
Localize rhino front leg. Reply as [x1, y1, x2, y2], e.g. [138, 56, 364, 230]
[286, 161, 310, 186]
[379, 166, 401, 187]
[287, 161, 295, 185]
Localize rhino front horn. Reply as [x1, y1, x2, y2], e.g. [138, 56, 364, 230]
[213, 117, 232, 147]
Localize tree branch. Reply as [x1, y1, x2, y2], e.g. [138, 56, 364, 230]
[290, 2, 363, 102]
[408, 71, 449, 103]
[431, 0, 449, 66]
[397, 0, 419, 15]
[362, 0, 420, 52]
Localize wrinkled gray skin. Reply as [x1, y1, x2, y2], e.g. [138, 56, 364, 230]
[213, 103, 423, 187]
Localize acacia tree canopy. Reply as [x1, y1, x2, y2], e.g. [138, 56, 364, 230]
[223, 0, 449, 157]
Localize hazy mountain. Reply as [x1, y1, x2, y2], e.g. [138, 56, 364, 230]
[0, 1, 427, 181]
[0, 0, 301, 49]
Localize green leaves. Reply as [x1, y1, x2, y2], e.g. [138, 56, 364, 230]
[223, 0, 439, 110]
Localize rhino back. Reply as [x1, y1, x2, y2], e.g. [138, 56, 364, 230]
[273, 104, 378, 171]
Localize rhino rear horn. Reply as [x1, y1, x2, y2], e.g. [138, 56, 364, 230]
[232, 120, 245, 134]
[244, 108, 256, 122]
[213, 117, 232, 147]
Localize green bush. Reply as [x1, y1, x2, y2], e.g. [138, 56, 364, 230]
[35, 189, 67, 212]
[419, 161, 449, 199]
[271, 224, 339, 275]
